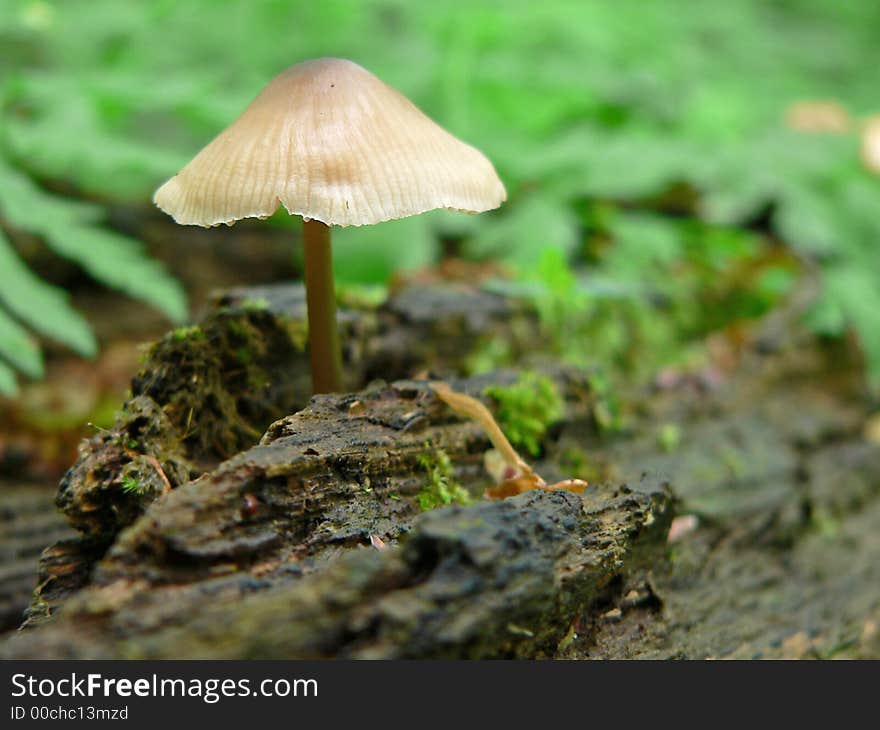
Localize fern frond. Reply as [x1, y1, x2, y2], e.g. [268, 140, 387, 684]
[0, 360, 17, 397]
[43, 226, 188, 323]
[0, 160, 187, 324]
[0, 308, 43, 379]
[0, 229, 97, 357]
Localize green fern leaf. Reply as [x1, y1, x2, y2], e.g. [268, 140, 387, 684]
[0, 229, 97, 356]
[0, 308, 43, 379]
[0, 161, 187, 324]
[43, 226, 188, 323]
[0, 160, 101, 231]
[0, 360, 17, 397]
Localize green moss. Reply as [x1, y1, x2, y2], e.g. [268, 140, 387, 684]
[464, 337, 512, 375]
[417, 449, 473, 511]
[283, 319, 309, 352]
[120, 475, 146, 496]
[657, 423, 682, 453]
[129, 305, 312, 461]
[240, 297, 270, 312]
[483, 372, 564, 456]
[336, 283, 387, 310]
[171, 325, 204, 341]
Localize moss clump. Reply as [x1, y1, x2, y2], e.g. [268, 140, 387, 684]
[657, 423, 682, 453]
[172, 325, 205, 341]
[337, 283, 387, 310]
[483, 372, 564, 456]
[417, 449, 473, 511]
[132, 305, 307, 461]
[464, 337, 512, 375]
[240, 297, 270, 312]
[120, 475, 146, 496]
[283, 319, 309, 352]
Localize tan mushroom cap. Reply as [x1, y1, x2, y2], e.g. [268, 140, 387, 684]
[154, 58, 506, 228]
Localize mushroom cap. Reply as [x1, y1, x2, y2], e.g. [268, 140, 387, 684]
[154, 58, 506, 228]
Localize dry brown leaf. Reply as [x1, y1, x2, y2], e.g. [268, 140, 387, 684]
[785, 100, 851, 133]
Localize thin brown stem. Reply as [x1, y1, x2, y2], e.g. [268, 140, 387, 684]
[302, 219, 343, 393]
[430, 381, 536, 478]
[430, 380, 588, 499]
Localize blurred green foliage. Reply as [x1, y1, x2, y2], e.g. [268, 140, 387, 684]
[1, 0, 879, 391]
[0, 158, 187, 393]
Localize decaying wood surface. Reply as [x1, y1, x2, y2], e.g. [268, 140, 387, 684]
[1, 282, 540, 633]
[2, 279, 879, 659]
[2, 374, 670, 658]
[559, 332, 880, 659]
[54, 283, 540, 539]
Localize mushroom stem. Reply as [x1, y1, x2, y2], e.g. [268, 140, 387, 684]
[302, 218, 343, 393]
[430, 381, 536, 478]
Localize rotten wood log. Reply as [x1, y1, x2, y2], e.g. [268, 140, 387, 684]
[2, 375, 670, 658]
[6, 274, 879, 659]
[1, 282, 542, 633]
[556, 333, 880, 659]
[32, 364, 597, 621]
[55, 283, 540, 540]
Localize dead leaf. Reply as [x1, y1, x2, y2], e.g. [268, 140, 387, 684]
[785, 100, 851, 133]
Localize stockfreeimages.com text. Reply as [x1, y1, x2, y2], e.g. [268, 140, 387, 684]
[11, 673, 317, 704]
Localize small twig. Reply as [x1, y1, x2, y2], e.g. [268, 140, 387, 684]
[145, 455, 173, 497]
[430, 381, 537, 478]
[125, 448, 173, 497]
[429, 381, 587, 498]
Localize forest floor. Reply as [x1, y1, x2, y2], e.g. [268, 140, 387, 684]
[1, 220, 878, 659]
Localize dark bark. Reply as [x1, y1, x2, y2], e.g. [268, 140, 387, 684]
[2, 376, 669, 658]
[54, 283, 540, 540]
[4, 281, 879, 660]
[2, 485, 670, 659]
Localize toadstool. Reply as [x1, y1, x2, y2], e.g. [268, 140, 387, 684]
[154, 58, 506, 393]
[430, 381, 587, 499]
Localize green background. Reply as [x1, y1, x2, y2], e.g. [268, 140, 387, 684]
[1, 0, 878, 392]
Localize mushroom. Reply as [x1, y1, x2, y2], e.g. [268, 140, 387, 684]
[153, 58, 506, 393]
[430, 381, 587, 499]
[861, 114, 880, 175]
